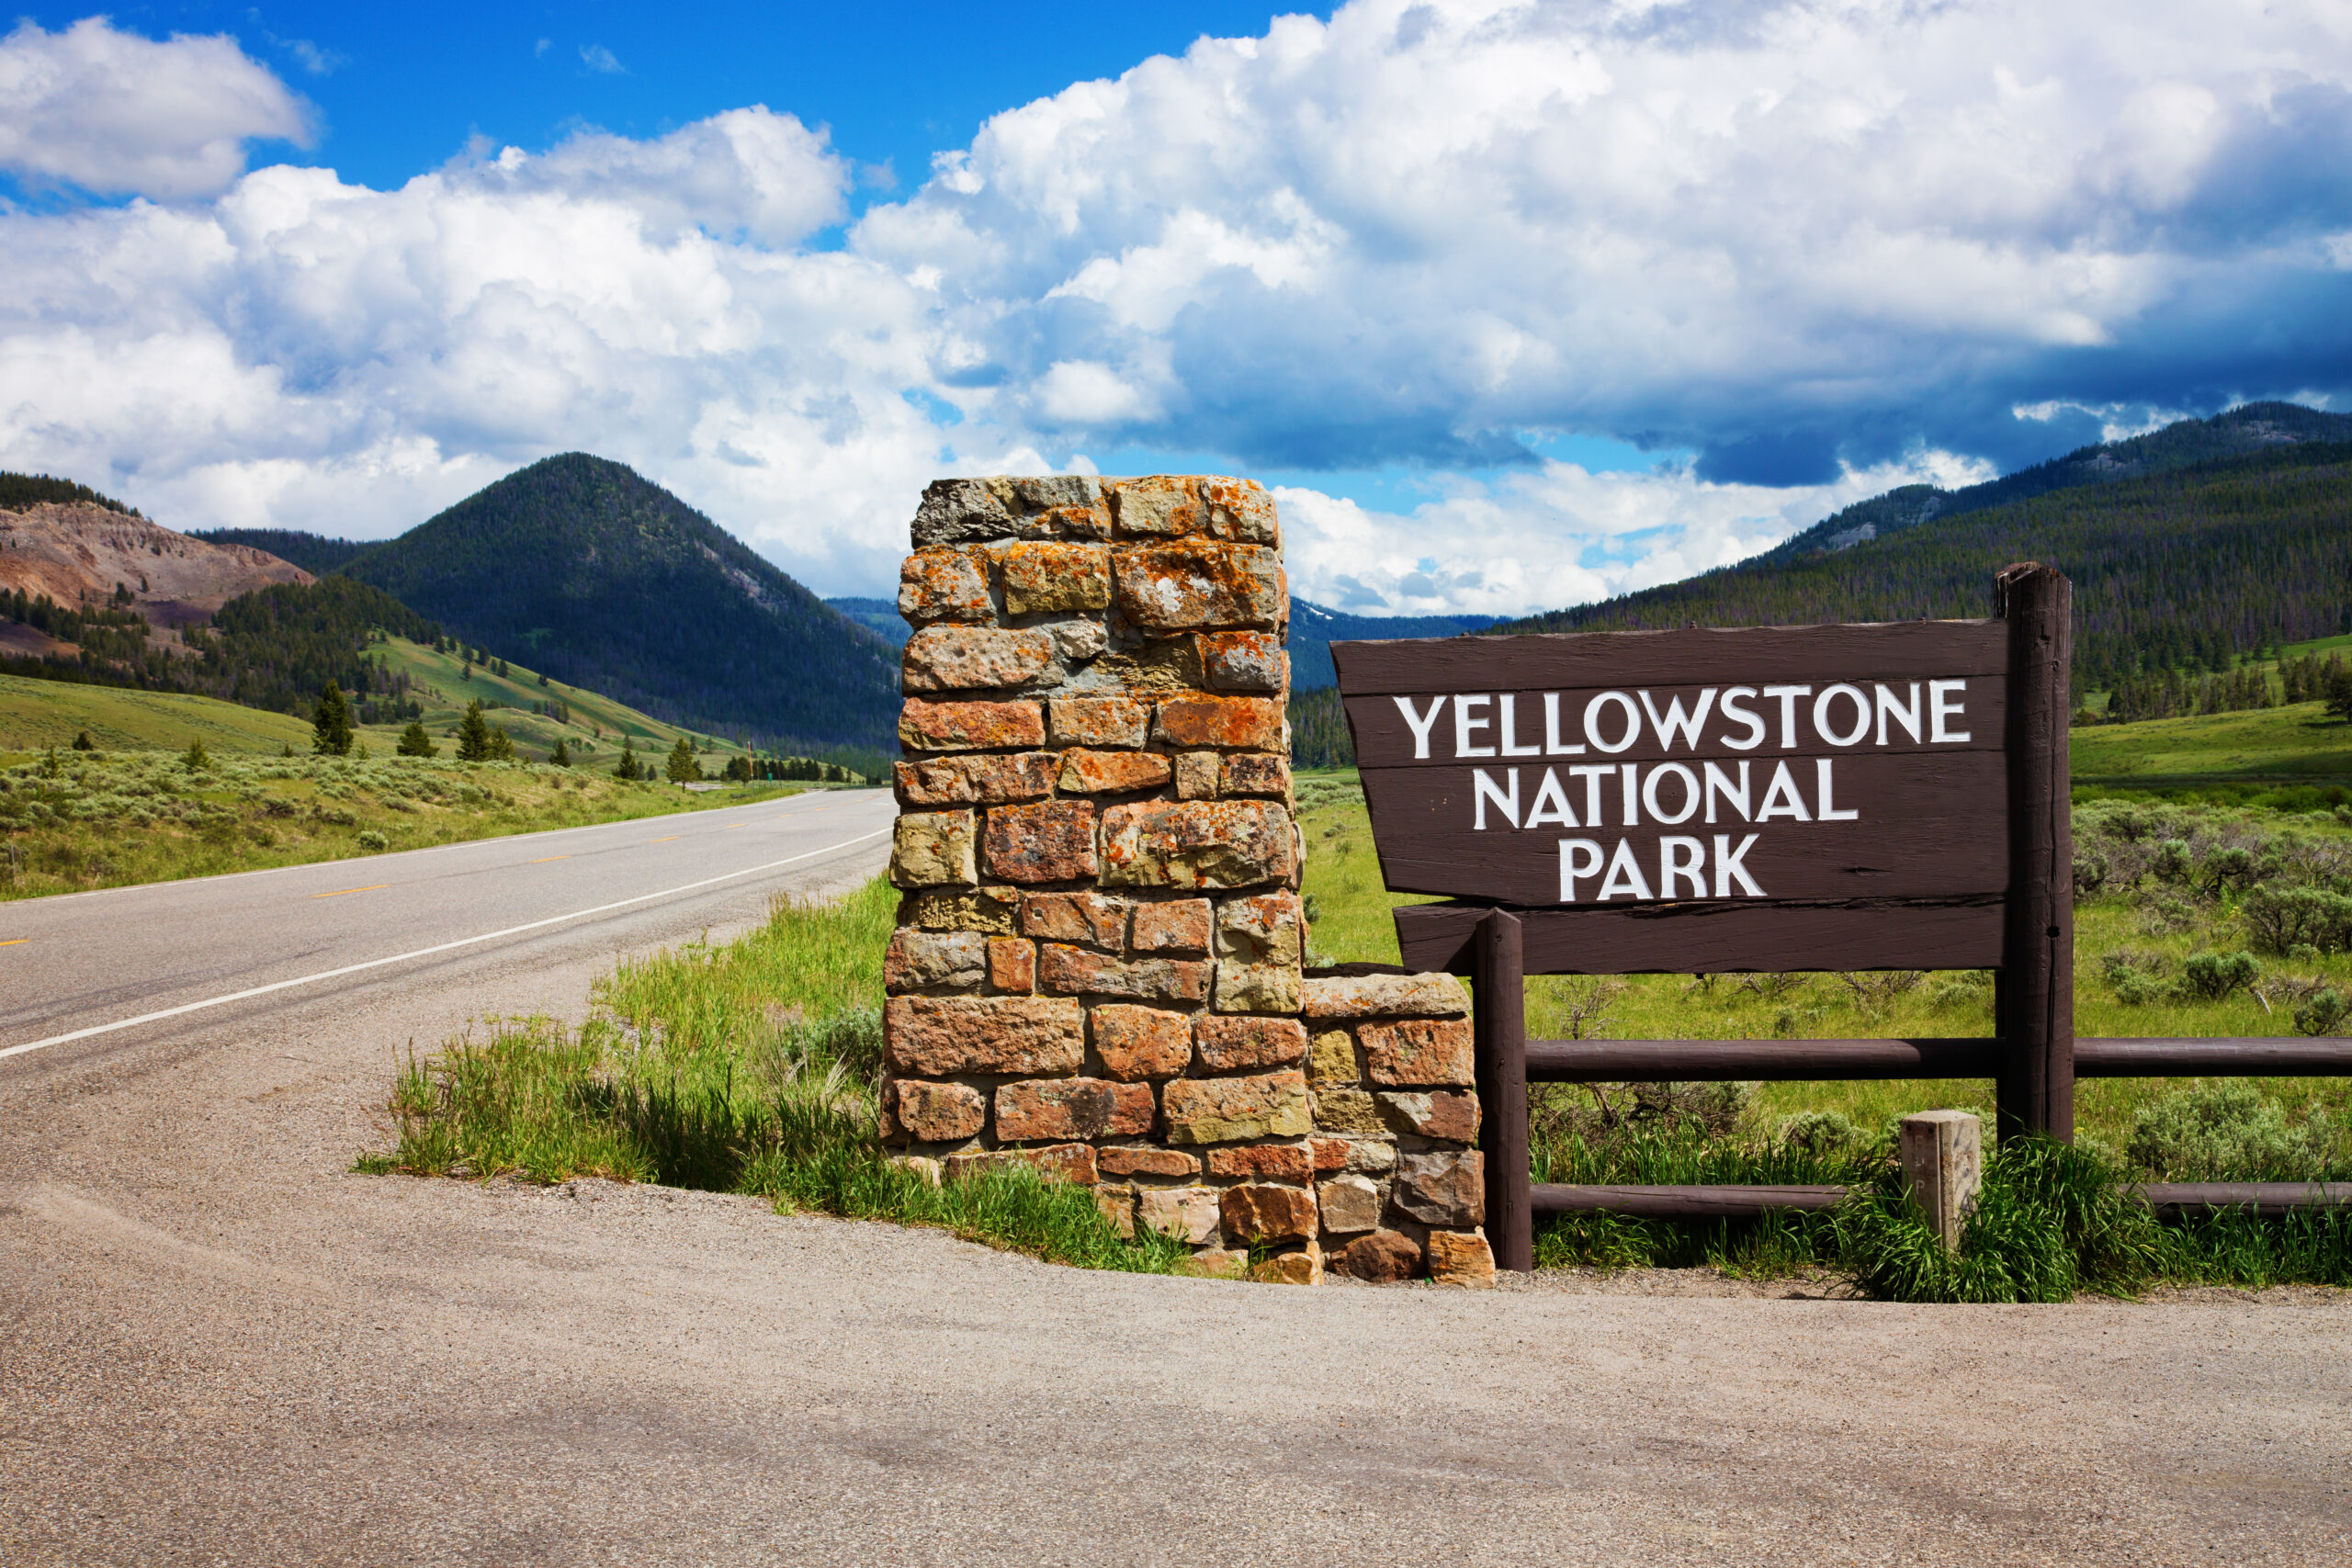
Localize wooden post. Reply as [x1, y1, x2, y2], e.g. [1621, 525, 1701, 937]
[1475, 908, 1533, 1271]
[1996, 563, 2075, 1143]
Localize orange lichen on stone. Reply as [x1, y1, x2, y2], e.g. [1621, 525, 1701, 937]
[899, 698, 1046, 752]
[1114, 540, 1282, 631]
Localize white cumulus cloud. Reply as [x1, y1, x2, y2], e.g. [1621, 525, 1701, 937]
[0, 17, 311, 198]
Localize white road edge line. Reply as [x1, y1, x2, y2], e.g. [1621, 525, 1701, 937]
[0, 826, 891, 1062]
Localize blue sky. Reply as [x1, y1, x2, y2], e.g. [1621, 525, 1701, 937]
[2, 2, 2346, 615]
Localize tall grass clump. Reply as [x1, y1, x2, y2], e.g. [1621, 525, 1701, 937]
[358, 879, 1189, 1276]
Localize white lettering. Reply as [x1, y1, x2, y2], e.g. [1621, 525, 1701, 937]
[1394, 694, 1446, 760]
[1525, 767, 1577, 829]
[1757, 760, 1812, 821]
[1718, 686, 1766, 750]
[1815, 758, 1859, 821]
[1643, 761, 1701, 825]
[1568, 765, 1611, 829]
[1813, 683, 1870, 747]
[1929, 679, 1971, 742]
[1640, 688, 1717, 751]
[1472, 767, 1521, 829]
[1544, 692, 1584, 754]
[1875, 682, 1922, 745]
[1659, 835, 1707, 898]
[1762, 684, 1811, 748]
[1595, 838, 1655, 901]
[1621, 763, 1639, 826]
[1558, 838, 1604, 902]
[1585, 691, 1640, 754]
[1703, 760, 1751, 823]
[1498, 694, 1541, 757]
[1454, 693, 1494, 758]
[1714, 832, 1765, 897]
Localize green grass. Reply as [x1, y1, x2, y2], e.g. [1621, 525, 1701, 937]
[0, 744, 844, 902]
[2072, 700, 2352, 791]
[0, 671, 314, 754]
[357, 882, 1194, 1276]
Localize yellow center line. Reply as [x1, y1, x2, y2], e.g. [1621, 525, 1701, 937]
[311, 885, 388, 899]
[530, 855, 571, 863]
[0, 939, 26, 948]
[647, 836, 680, 843]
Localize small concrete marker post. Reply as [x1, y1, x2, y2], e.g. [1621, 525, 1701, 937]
[1899, 1110, 1983, 1250]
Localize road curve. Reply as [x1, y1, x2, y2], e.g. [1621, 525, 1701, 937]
[0, 785, 899, 1069]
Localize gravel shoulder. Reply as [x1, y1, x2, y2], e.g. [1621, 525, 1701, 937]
[6, 845, 2349, 1564]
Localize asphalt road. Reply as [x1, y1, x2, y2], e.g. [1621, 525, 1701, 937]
[4, 785, 2350, 1564]
[0, 785, 899, 1067]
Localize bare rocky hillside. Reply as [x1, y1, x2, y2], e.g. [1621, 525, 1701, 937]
[0, 502, 310, 630]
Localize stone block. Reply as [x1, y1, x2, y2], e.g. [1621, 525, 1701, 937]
[1196, 477, 1280, 544]
[1900, 1109, 1984, 1251]
[1057, 749, 1173, 795]
[1129, 898, 1211, 955]
[942, 1142, 1097, 1186]
[1376, 1090, 1481, 1143]
[1302, 972, 1470, 1021]
[891, 809, 977, 888]
[1361, 1018, 1476, 1087]
[884, 929, 987, 991]
[1219, 1183, 1317, 1243]
[1250, 1247, 1322, 1286]
[1427, 1230, 1498, 1289]
[1217, 963, 1304, 1015]
[1311, 1089, 1383, 1135]
[1163, 1069, 1312, 1145]
[1108, 475, 1204, 538]
[1019, 891, 1127, 949]
[1136, 1185, 1223, 1245]
[1201, 631, 1285, 693]
[1193, 1014, 1307, 1072]
[887, 1154, 944, 1187]
[885, 996, 1085, 1077]
[1205, 1144, 1313, 1184]
[1091, 1005, 1194, 1082]
[1100, 799, 1297, 889]
[898, 546, 993, 622]
[1309, 1135, 1351, 1174]
[996, 1077, 1156, 1143]
[1069, 637, 1204, 694]
[987, 936, 1035, 994]
[1048, 695, 1150, 749]
[1114, 540, 1283, 632]
[1220, 752, 1291, 798]
[1173, 751, 1221, 800]
[1037, 945, 1210, 1002]
[902, 626, 1057, 694]
[1308, 1030, 1359, 1086]
[890, 1077, 987, 1142]
[1010, 475, 1111, 536]
[1218, 892, 1302, 964]
[1097, 1145, 1200, 1179]
[1047, 619, 1109, 663]
[899, 699, 1046, 753]
[1182, 1249, 1250, 1280]
[1331, 1229, 1422, 1282]
[1156, 695, 1284, 751]
[1317, 1175, 1383, 1235]
[899, 886, 1021, 935]
[895, 752, 1057, 807]
[1096, 1187, 1136, 1238]
[993, 541, 1112, 615]
[1392, 1151, 1485, 1226]
[911, 478, 1019, 546]
[984, 800, 1098, 884]
[1340, 1139, 1396, 1175]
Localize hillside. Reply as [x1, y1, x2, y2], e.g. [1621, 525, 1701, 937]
[1, 500, 311, 630]
[826, 596, 909, 649]
[325, 455, 898, 755]
[1494, 438, 2352, 688]
[190, 527, 374, 577]
[1289, 600, 1498, 688]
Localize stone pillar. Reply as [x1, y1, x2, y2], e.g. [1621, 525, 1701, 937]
[1899, 1109, 1983, 1251]
[880, 473, 1485, 1284]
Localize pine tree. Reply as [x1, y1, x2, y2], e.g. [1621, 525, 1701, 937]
[614, 739, 643, 780]
[181, 738, 209, 773]
[724, 754, 752, 782]
[551, 738, 571, 767]
[397, 720, 436, 757]
[665, 736, 702, 783]
[312, 681, 355, 756]
[71, 730, 95, 750]
[456, 700, 493, 761]
[489, 724, 516, 761]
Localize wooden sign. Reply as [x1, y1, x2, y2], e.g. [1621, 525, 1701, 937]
[1331, 597, 2069, 980]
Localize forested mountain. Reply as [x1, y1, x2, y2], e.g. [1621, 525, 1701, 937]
[1757, 402, 2352, 564]
[1288, 600, 1499, 689]
[826, 596, 910, 649]
[336, 454, 899, 751]
[191, 527, 375, 577]
[1497, 438, 2352, 691]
